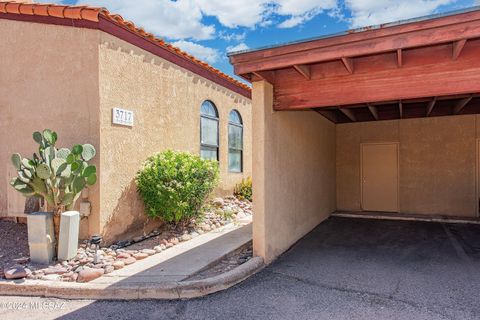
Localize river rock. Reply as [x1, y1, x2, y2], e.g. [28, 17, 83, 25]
[77, 268, 104, 283]
[4, 266, 28, 280]
[112, 260, 125, 270]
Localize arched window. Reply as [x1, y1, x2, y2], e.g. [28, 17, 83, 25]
[228, 110, 243, 172]
[200, 100, 219, 161]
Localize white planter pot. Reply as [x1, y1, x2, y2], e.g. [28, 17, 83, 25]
[27, 212, 55, 265]
[58, 211, 80, 261]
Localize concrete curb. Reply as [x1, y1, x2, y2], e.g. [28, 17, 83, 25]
[0, 257, 264, 300]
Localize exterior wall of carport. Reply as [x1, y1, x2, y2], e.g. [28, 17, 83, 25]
[252, 81, 336, 263]
[337, 115, 480, 217]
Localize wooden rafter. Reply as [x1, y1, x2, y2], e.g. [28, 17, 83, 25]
[396, 49, 403, 67]
[426, 97, 437, 116]
[452, 39, 467, 60]
[453, 96, 473, 114]
[315, 109, 337, 123]
[293, 64, 311, 80]
[367, 104, 379, 120]
[399, 101, 403, 118]
[339, 108, 356, 122]
[252, 70, 275, 84]
[341, 57, 354, 74]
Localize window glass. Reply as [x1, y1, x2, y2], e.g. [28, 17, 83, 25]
[228, 150, 242, 173]
[228, 124, 242, 150]
[201, 117, 218, 146]
[200, 101, 219, 161]
[228, 110, 243, 172]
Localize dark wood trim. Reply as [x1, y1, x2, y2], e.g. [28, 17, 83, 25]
[339, 108, 356, 122]
[426, 97, 437, 116]
[453, 96, 473, 114]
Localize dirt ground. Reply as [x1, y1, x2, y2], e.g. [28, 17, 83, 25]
[0, 220, 29, 271]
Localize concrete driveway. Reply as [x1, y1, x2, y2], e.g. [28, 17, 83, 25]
[3, 217, 480, 320]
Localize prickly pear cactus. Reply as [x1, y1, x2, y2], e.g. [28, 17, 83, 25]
[9, 129, 97, 212]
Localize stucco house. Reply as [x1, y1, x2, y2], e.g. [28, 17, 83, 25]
[0, 1, 252, 243]
[229, 7, 480, 263]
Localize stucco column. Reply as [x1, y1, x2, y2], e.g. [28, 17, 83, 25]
[252, 80, 273, 263]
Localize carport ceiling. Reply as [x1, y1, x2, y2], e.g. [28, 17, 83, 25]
[316, 94, 480, 124]
[229, 7, 480, 123]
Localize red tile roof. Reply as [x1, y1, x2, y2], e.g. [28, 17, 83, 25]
[0, 1, 251, 97]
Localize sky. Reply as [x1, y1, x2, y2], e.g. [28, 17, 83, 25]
[49, 0, 479, 81]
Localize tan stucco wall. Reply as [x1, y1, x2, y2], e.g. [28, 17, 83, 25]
[0, 20, 101, 238]
[0, 19, 251, 244]
[97, 33, 252, 243]
[252, 81, 336, 263]
[337, 115, 480, 217]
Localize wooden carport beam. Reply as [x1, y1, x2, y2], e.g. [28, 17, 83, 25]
[341, 57, 354, 74]
[396, 49, 403, 67]
[339, 108, 356, 122]
[426, 97, 437, 116]
[367, 104, 379, 120]
[452, 39, 467, 60]
[293, 64, 311, 80]
[453, 96, 473, 114]
[252, 70, 275, 84]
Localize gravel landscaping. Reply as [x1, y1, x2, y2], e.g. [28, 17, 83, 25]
[1, 196, 252, 283]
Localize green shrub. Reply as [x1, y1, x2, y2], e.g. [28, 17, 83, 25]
[136, 150, 220, 223]
[233, 177, 252, 201]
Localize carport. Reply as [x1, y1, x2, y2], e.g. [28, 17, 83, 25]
[229, 8, 480, 263]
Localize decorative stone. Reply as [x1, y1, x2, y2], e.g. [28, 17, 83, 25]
[133, 253, 148, 260]
[42, 274, 61, 281]
[213, 198, 224, 207]
[160, 239, 169, 246]
[169, 237, 179, 245]
[77, 268, 104, 283]
[43, 267, 68, 275]
[112, 261, 125, 270]
[154, 246, 163, 253]
[104, 265, 115, 274]
[4, 266, 28, 280]
[121, 257, 136, 265]
[165, 242, 174, 248]
[116, 252, 131, 259]
[141, 249, 156, 256]
[200, 223, 211, 232]
[180, 234, 192, 242]
[190, 232, 199, 238]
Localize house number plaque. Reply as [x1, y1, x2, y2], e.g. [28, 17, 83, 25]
[112, 107, 134, 127]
